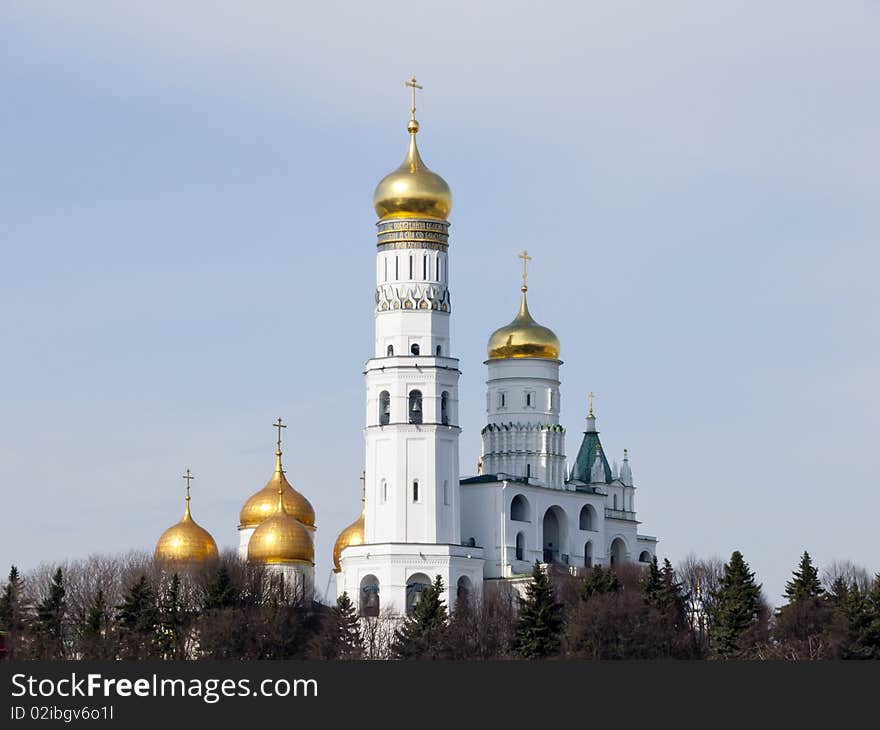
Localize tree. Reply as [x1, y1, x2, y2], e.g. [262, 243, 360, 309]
[116, 574, 159, 659]
[641, 557, 664, 606]
[514, 562, 564, 659]
[31, 568, 67, 659]
[203, 566, 240, 611]
[392, 575, 449, 659]
[709, 551, 763, 658]
[79, 588, 112, 660]
[774, 551, 831, 655]
[582, 565, 620, 600]
[313, 592, 364, 659]
[0, 566, 27, 658]
[157, 574, 186, 659]
[784, 551, 824, 602]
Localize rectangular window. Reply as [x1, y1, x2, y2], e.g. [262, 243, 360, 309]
[395, 256, 399, 280]
[413, 480, 419, 502]
[423, 254, 427, 280]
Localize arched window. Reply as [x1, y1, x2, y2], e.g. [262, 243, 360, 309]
[515, 531, 525, 561]
[526, 463, 531, 479]
[456, 576, 473, 605]
[613, 494, 618, 510]
[386, 345, 394, 357]
[440, 391, 449, 425]
[412, 480, 419, 502]
[379, 391, 390, 425]
[410, 343, 420, 356]
[584, 541, 593, 568]
[610, 537, 626, 566]
[436, 345, 442, 356]
[500, 392, 506, 408]
[639, 550, 652, 563]
[406, 573, 431, 616]
[381, 479, 387, 503]
[526, 392, 532, 407]
[510, 494, 530, 522]
[408, 390, 422, 424]
[579, 504, 595, 531]
[359, 575, 380, 617]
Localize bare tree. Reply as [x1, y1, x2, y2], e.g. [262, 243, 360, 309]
[677, 553, 723, 655]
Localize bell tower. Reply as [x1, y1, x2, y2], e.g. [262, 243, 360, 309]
[336, 79, 482, 614]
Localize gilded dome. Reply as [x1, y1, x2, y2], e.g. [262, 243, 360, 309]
[239, 452, 316, 530]
[247, 488, 314, 566]
[373, 119, 452, 222]
[154, 486, 218, 565]
[487, 288, 561, 360]
[332, 507, 365, 573]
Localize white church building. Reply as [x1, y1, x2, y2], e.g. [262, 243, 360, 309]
[333, 81, 658, 616]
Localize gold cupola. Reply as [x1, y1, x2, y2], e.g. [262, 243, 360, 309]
[154, 469, 219, 565]
[487, 251, 561, 360]
[247, 480, 315, 566]
[239, 419, 316, 531]
[332, 474, 366, 573]
[373, 76, 452, 222]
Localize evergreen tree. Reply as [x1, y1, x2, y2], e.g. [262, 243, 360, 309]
[203, 566, 240, 611]
[392, 575, 448, 659]
[641, 557, 664, 606]
[116, 574, 159, 659]
[32, 568, 67, 659]
[80, 589, 111, 660]
[0, 566, 27, 659]
[157, 574, 186, 659]
[709, 551, 762, 658]
[514, 562, 564, 659]
[320, 591, 364, 660]
[784, 551, 824, 602]
[582, 565, 620, 600]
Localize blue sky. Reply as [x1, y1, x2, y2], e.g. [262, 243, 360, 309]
[1, 1, 877, 604]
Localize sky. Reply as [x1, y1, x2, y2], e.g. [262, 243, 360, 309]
[1, 1, 878, 605]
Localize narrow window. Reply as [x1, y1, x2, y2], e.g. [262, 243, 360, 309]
[409, 256, 413, 279]
[515, 532, 525, 561]
[423, 254, 427, 280]
[384, 257, 388, 282]
[526, 392, 532, 407]
[441, 391, 449, 425]
[408, 390, 423, 424]
[410, 343, 420, 356]
[439, 257, 443, 282]
[395, 256, 399, 280]
[613, 494, 618, 509]
[382, 479, 387, 502]
[500, 392, 506, 408]
[526, 463, 531, 479]
[386, 345, 394, 357]
[379, 391, 390, 426]
[436, 345, 441, 356]
[412, 480, 419, 502]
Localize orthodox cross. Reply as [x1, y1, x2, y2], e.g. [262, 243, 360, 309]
[588, 391, 596, 417]
[182, 468, 194, 501]
[274, 417, 286, 453]
[405, 76, 423, 120]
[518, 250, 532, 290]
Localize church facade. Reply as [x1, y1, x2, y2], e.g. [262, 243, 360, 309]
[333, 81, 658, 615]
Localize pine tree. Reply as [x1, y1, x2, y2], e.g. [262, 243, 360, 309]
[0, 566, 27, 659]
[31, 568, 67, 659]
[116, 574, 159, 659]
[709, 551, 762, 658]
[514, 561, 564, 659]
[582, 565, 620, 600]
[784, 551, 824, 602]
[203, 566, 240, 611]
[641, 557, 664, 606]
[392, 575, 448, 659]
[333, 592, 364, 659]
[80, 589, 111, 660]
[157, 574, 185, 659]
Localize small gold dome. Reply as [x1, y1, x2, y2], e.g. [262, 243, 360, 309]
[487, 288, 561, 360]
[332, 508, 365, 573]
[239, 452, 316, 530]
[373, 119, 452, 221]
[247, 489, 314, 566]
[154, 482, 218, 565]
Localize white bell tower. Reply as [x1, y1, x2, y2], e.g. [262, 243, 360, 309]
[336, 78, 483, 615]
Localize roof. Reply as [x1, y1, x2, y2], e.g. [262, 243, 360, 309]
[570, 427, 612, 484]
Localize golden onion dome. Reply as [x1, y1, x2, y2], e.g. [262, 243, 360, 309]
[154, 475, 219, 565]
[487, 287, 561, 360]
[247, 486, 314, 566]
[239, 451, 315, 530]
[373, 115, 452, 221]
[332, 505, 365, 573]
